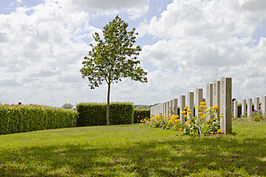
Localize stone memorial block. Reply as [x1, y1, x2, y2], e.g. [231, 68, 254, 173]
[150, 106, 154, 117]
[180, 95, 186, 123]
[219, 77, 232, 134]
[173, 98, 178, 115]
[262, 96, 266, 117]
[170, 99, 174, 115]
[195, 88, 203, 119]
[187, 91, 194, 118]
[233, 100, 238, 118]
[242, 99, 247, 117]
[167, 101, 170, 115]
[206, 83, 213, 120]
[247, 98, 252, 118]
[163, 102, 166, 115]
[254, 96, 259, 112]
[213, 80, 221, 116]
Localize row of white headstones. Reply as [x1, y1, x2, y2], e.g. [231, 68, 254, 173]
[233, 96, 266, 118]
[150, 77, 232, 134]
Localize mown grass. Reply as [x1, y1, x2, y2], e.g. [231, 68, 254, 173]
[0, 120, 265, 176]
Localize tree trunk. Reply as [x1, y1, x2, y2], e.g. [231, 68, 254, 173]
[106, 82, 111, 125]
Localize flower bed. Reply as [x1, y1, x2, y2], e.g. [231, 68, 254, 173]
[141, 102, 223, 136]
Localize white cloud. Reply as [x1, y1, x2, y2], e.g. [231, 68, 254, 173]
[137, 0, 266, 103]
[1, 0, 266, 107]
[57, 0, 150, 19]
[0, 1, 94, 106]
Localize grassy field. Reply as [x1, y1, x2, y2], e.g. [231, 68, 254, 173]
[0, 121, 265, 176]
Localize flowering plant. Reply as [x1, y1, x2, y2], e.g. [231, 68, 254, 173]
[141, 102, 223, 136]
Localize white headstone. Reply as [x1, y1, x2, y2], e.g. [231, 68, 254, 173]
[173, 98, 178, 115]
[164, 102, 167, 114]
[213, 80, 221, 116]
[180, 95, 186, 123]
[247, 98, 252, 118]
[206, 83, 213, 120]
[170, 99, 174, 115]
[220, 77, 232, 134]
[242, 99, 247, 117]
[254, 96, 259, 112]
[187, 91, 194, 119]
[233, 100, 238, 118]
[195, 88, 203, 119]
[262, 96, 266, 117]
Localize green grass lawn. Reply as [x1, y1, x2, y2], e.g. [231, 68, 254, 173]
[0, 121, 265, 177]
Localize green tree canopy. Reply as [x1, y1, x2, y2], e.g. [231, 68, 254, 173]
[80, 15, 147, 125]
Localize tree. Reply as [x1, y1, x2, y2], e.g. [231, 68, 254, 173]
[62, 103, 74, 109]
[80, 15, 147, 125]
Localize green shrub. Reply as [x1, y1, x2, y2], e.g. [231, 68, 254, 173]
[76, 103, 134, 126]
[253, 114, 265, 122]
[0, 104, 77, 135]
[134, 109, 150, 123]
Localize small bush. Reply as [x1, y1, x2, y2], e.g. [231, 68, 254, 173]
[76, 103, 134, 126]
[0, 104, 77, 135]
[134, 109, 150, 123]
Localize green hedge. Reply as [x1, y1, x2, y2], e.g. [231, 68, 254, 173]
[134, 109, 150, 123]
[76, 103, 134, 126]
[0, 105, 77, 134]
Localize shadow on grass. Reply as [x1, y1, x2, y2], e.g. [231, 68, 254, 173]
[0, 136, 265, 176]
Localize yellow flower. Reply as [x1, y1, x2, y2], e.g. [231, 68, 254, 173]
[180, 111, 187, 114]
[168, 120, 173, 124]
[184, 115, 188, 118]
[200, 101, 206, 105]
[175, 119, 180, 123]
[187, 120, 191, 123]
[213, 105, 219, 110]
[187, 109, 191, 112]
[188, 112, 191, 115]
[171, 115, 176, 120]
[151, 117, 155, 121]
[208, 119, 213, 123]
[198, 112, 203, 115]
[219, 114, 224, 117]
[179, 128, 183, 131]
[184, 106, 189, 109]
[185, 122, 189, 126]
[200, 115, 207, 119]
[205, 124, 210, 127]
[217, 129, 222, 133]
[204, 110, 209, 113]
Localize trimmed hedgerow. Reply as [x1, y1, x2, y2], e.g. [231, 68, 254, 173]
[134, 109, 150, 123]
[0, 104, 77, 134]
[76, 103, 134, 126]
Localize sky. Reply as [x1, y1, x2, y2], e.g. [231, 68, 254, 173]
[0, 0, 266, 107]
